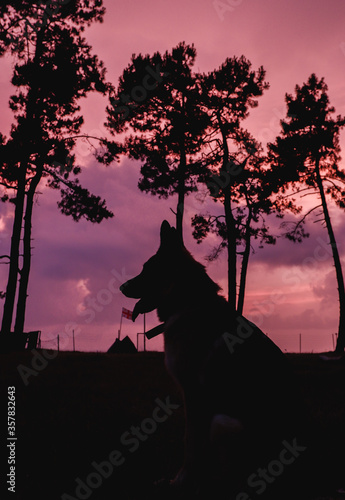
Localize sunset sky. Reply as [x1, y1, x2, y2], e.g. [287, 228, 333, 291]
[1, 0, 345, 352]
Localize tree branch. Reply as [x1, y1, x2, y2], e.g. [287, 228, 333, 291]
[278, 186, 315, 200]
[281, 204, 323, 233]
[323, 177, 344, 191]
[0, 180, 17, 190]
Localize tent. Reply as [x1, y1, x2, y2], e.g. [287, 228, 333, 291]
[107, 335, 137, 354]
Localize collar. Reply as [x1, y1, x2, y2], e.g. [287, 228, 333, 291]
[145, 323, 165, 339]
[145, 311, 185, 339]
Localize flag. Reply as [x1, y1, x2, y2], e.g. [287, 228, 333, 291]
[122, 307, 133, 320]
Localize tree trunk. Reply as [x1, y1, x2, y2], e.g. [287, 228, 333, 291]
[237, 201, 252, 315]
[176, 94, 187, 242]
[315, 160, 345, 352]
[223, 191, 237, 314]
[0, 27, 44, 340]
[176, 142, 186, 242]
[14, 168, 42, 334]
[217, 112, 237, 314]
[337, 304, 345, 352]
[0, 163, 27, 335]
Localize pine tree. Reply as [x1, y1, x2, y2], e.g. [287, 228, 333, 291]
[104, 42, 210, 240]
[192, 57, 270, 313]
[269, 74, 345, 353]
[0, 0, 114, 342]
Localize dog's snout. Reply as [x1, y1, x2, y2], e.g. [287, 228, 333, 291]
[120, 278, 142, 299]
[120, 281, 131, 296]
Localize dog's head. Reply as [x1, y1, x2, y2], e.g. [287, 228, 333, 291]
[120, 220, 181, 321]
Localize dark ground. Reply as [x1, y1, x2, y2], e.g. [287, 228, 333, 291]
[0, 350, 344, 500]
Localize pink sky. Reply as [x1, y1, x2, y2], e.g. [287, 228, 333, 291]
[1, 0, 345, 352]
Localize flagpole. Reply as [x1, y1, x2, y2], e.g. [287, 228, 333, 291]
[118, 311, 123, 341]
[144, 313, 146, 352]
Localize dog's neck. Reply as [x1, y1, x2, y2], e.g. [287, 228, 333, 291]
[156, 284, 227, 323]
[154, 249, 230, 323]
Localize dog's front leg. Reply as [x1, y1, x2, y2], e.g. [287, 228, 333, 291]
[170, 390, 211, 494]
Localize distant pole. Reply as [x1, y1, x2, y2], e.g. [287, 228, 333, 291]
[118, 313, 123, 340]
[57, 334, 60, 352]
[299, 333, 302, 353]
[143, 313, 146, 352]
[73, 329, 75, 352]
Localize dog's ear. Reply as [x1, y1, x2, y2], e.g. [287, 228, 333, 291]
[160, 220, 171, 242]
[160, 220, 180, 248]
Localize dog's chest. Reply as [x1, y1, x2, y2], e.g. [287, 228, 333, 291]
[164, 340, 195, 387]
[164, 341, 179, 378]
[163, 321, 207, 386]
